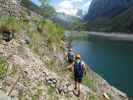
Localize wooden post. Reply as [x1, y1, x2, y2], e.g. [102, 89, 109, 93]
[7, 76, 20, 96]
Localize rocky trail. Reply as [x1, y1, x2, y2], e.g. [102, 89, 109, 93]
[0, 0, 131, 99]
[0, 35, 93, 100]
[0, 32, 129, 100]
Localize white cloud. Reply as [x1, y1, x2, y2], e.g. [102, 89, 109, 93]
[55, 0, 92, 17]
[82, 0, 92, 14]
[55, 1, 78, 16]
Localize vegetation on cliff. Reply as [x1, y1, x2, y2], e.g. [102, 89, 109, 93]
[0, 16, 95, 100]
[0, 0, 129, 99]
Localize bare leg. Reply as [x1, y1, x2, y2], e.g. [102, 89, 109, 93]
[77, 82, 81, 96]
[75, 81, 78, 90]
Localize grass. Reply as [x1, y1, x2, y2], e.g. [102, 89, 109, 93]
[89, 94, 98, 100]
[32, 95, 38, 100]
[0, 16, 24, 33]
[47, 86, 55, 95]
[0, 56, 7, 78]
[46, 59, 55, 71]
[83, 72, 97, 92]
[37, 20, 64, 43]
[26, 19, 64, 59]
[0, 16, 65, 57]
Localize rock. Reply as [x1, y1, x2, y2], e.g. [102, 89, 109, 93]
[0, 0, 21, 17]
[2, 31, 14, 42]
[68, 91, 73, 97]
[0, 96, 12, 100]
[4, 76, 16, 86]
[21, 36, 31, 45]
[16, 83, 27, 92]
[67, 84, 73, 92]
[0, 90, 18, 100]
[52, 79, 57, 84]
[62, 85, 68, 93]
[10, 90, 18, 97]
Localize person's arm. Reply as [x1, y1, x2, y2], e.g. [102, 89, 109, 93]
[64, 52, 68, 60]
[67, 62, 74, 71]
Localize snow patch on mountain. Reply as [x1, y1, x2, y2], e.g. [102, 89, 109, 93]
[55, 0, 92, 17]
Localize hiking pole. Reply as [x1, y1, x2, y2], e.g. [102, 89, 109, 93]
[7, 75, 20, 96]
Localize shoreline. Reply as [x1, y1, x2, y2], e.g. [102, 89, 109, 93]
[65, 31, 133, 42]
[65, 33, 130, 99]
[88, 67, 129, 99]
[88, 31, 133, 42]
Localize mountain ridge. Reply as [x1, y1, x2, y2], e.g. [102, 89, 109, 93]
[82, 0, 133, 33]
[84, 0, 133, 21]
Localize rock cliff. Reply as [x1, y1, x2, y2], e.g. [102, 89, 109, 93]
[0, 0, 21, 17]
[84, 0, 133, 20]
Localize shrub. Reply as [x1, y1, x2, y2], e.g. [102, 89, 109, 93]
[38, 20, 64, 43]
[83, 71, 97, 92]
[0, 56, 7, 78]
[0, 16, 24, 33]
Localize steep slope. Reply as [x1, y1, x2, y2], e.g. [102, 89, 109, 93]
[0, 0, 21, 17]
[84, 0, 133, 20]
[84, 6, 133, 33]
[82, 0, 133, 33]
[21, 0, 44, 15]
[0, 19, 129, 99]
[51, 13, 81, 29]
[108, 7, 133, 33]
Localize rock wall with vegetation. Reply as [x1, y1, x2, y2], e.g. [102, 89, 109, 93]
[0, 0, 21, 17]
[80, 0, 133, 33]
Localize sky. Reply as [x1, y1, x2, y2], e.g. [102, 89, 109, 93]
[31, 0, 92, 16]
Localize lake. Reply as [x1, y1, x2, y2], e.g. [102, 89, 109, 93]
[71, 37, 133, 96]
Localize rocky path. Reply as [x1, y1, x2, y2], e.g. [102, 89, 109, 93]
[0, 39, 92, 100]
[0, 34, 129, 100]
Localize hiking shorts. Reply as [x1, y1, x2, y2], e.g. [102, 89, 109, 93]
[74, 75, 83, 83]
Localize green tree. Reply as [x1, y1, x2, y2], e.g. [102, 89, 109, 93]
[39, 0, 56, 18]
[39, 0, 48, 6]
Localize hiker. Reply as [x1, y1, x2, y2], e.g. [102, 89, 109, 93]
[64, 48, 75, 64]
[70, 53, 85, 96]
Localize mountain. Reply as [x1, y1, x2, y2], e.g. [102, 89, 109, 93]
[21, 0, 44, 15]
[54, 0, 92, 18]
[51, 12, 81, 29]
[82, 0, 133, 33]
[84, 0, 133, 21]
[107, 7, 133, 33]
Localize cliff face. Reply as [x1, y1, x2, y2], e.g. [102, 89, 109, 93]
[0, 0, 21, 17]
[84, 0, 133, 20]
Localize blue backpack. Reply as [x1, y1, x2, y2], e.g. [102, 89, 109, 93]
[68, 52, 75, 61]
[74, 60, 84, 77]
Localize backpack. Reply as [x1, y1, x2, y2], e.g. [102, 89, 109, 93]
[74, 60, 84, 77]
[68, 51, 75, 61]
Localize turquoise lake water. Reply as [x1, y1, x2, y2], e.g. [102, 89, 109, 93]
[71, 38, 133, 96]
